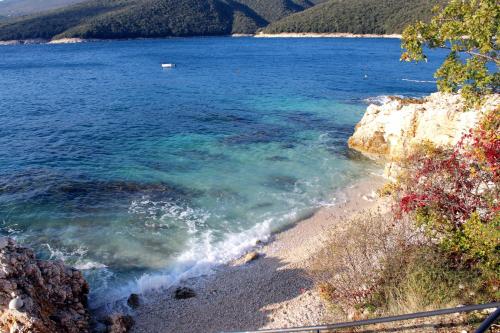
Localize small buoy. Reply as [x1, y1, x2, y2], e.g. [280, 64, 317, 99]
[364, 74, 368, 78]
[9, 296, 23, 310]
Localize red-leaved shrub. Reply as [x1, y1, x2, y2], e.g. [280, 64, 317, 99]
[394, 107, 499, 271]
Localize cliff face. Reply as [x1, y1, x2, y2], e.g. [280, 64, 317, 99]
[348, 92, 500, 178]
[0, 238, 90, 333]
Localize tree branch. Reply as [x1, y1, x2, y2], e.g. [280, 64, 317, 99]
[465, 51, 500, 64]
[430, 45, 499, 64]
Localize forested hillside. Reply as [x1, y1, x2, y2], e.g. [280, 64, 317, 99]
[0, 0, 441, 41]
[0, 0, 321, 40]
[263, 0, 443, 34]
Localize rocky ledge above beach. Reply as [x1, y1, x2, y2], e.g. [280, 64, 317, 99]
[0, 237, 90, 333]
[348, 92, 500, 178]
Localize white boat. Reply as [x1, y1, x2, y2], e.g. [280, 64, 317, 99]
[161, 63, 175, 68]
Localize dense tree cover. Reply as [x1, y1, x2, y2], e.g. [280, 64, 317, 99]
[263, 0, 443, 34]
[401, 0, 499, 106]
[0, 0, 318, 40]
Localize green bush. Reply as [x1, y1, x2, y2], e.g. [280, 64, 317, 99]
[369, 246, 499, 315]
[441, 212, 500, 276]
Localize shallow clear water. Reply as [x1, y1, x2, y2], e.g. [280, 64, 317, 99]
[0, 37, 444, 305]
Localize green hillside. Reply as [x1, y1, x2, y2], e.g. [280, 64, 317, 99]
[262, 0, 443, 34]
[0, 0, 320, 40]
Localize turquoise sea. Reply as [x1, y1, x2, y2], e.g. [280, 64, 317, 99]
[0, 37, 444, 306]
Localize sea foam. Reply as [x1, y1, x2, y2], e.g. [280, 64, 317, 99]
[89, 217, 273, 309]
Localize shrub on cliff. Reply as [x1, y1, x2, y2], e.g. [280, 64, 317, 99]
[401, 0, 499, 106]
[394, 108, 499, 277]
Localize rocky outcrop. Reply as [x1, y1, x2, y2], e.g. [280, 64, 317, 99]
[0, 237, 90, 333]
[348, 93, 500, 178]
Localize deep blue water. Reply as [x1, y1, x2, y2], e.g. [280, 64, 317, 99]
[0, 37, 444, 305]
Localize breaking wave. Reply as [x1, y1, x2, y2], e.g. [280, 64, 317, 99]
[91, 218, 273, 309]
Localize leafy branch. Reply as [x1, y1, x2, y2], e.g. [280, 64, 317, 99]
[401, 0, 499, 107]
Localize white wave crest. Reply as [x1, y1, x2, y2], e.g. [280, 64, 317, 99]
[93, 218, 273, 308]
[129, 197, 209, 234]
[402, 78, 436, 83]
[134, 219, 271, 293]
[75, 261, 108, 270]
[43, 243, 108, 271]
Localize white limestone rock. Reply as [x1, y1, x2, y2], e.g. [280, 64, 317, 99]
[348, 92, 500, 178]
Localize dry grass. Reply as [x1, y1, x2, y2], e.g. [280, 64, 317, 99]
[311, 210, 423, 319]
[311, 208, 497, 324]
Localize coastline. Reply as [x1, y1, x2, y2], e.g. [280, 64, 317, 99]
[0, 32, 402, 45]
[254, 32, 402, 39]
[130, 174, 387, 333]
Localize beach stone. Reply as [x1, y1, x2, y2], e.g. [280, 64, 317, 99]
[8, 297, 24, 310]
[104, 313, 134, 333]
[127, 293, 140, 309]
[0, 237, 90, 333]
[243, 251, 259, 263]
[174, 287, 196, 299]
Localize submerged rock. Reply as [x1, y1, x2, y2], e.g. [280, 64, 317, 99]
[174, 287, 196, 300]
[0, 237, 90, 333]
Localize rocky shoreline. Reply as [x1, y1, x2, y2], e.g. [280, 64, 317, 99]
[349, 92, 500, 178]
[0, 238, 137, 333]
[0, 238, 90, 332]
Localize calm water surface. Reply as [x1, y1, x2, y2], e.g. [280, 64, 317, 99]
[0, 37, 443, 305]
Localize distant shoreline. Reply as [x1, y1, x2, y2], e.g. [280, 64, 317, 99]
[0, 33, 402, 45]
[254, 32, 402, 39]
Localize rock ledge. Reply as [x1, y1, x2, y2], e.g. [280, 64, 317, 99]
[0, 238, 90, 333]
[348, 93, 500, 178]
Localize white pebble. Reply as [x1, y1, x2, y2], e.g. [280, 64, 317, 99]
[9, 297, 24, 310]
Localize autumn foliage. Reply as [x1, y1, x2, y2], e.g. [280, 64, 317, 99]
[395, 108, 499, 272]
